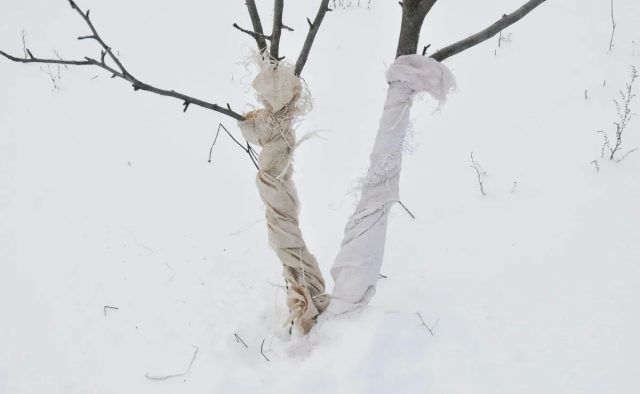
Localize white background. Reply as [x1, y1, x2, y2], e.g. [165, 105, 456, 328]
[1, 0, 639, 393]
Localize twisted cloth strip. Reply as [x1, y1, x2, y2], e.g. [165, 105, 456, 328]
[238, 60, 328, 333]
[327, 55, 456, 315]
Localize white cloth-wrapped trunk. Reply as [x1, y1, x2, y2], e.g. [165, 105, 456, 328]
[238, 59, 328, 333]
[327, 55, 455, 315]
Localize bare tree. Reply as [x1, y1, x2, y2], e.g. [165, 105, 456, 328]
[1, 0, 549, 333]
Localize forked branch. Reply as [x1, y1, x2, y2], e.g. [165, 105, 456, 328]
[396, 0, 438, 57]
[430, 0, 547, 62]
[295, 0, 332, 76]
[233, 23, 272, 43]
[0, 0, 245, 121]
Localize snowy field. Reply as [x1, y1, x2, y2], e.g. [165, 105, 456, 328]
[1, 0, 639, 393]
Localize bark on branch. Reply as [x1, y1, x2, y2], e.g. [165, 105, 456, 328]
[396, 0, 438, 58]
[294, 0, 331, 76]
[244, 0, 268, 53]
[233, 23, 272, 42]
[430, 0, 547, 62]
[270, 0, 285, 60]
[0, 0, 245, 121]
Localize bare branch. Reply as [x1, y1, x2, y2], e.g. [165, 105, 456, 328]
[233, 23, 272, 42]
[244, 0, 268, 52]
[430, 0, 547, 62]
[295, 0, 331, 76]
[1, 1, 245, 121]
[21, 30, 29, 59]
[145, 345, 199, 381]
[270, 0, 285, 60]
[1, 50, 92, 66]
[616, 148, 638, 163]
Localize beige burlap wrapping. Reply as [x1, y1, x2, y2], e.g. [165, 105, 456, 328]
[238, 59, 328, 333]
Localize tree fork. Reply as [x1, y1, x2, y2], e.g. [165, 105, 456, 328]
[396, 0, 438, 58]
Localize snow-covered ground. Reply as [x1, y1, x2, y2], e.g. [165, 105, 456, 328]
[1, 0, 639, 393]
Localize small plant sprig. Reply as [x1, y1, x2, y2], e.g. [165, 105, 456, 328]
[598, 65, 638, 163]
[470, 152, 487, 196]
[330, 0, 372, 9]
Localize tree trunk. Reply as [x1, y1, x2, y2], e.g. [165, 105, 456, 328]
[396, 0, 437, 57]
[327, 56, 455, 315]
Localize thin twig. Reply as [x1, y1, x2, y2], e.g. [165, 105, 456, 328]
[416, 312, 439, 336]
[267, 280, 287, 290]
[270, 0, 285, 60]
[398, 200, 416, 219]
[260, 339, 270, 362]
[145, 345, 199, 381]
[21, 30, 29, 59]
[53, 48, 69, 70]
[470, 152, 487, 196]
[124, 227, 154, 256]
[40, 65, 61, 91]
[163, 261, 175, 282]
[597, 130, 612, 159]
[609, 0, 616, 52]
[229, 218, 266, 236]
[234, 333, 249, 348]
[104, 305, 119, 316]
[208, 123, 259, 170]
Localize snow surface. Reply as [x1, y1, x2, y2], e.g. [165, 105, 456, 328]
[1, 0, 639, 393]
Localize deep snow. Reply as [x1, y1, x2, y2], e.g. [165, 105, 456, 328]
[1, 0, 639, 393]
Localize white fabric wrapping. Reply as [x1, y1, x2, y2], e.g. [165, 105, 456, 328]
[327, 55, 455, 315]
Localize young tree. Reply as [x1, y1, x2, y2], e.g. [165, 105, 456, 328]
[1, 0, 548, 333]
